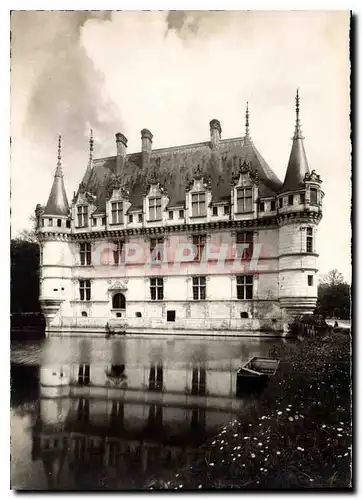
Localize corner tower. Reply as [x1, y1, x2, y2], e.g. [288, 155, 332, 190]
[35, 136, 72, 333]
[277, 90, 324, 322]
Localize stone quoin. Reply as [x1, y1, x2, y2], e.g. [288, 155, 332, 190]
[35, 91, 323, 336]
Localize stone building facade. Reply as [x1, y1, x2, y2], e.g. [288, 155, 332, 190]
[35, 92, 323, 336]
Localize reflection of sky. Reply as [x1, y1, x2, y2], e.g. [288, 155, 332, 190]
[11, 410, 46, 490]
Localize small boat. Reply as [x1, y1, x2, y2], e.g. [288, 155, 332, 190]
[236, 357, 280, 395]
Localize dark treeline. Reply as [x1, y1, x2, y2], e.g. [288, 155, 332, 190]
[11, 239, 41, 313]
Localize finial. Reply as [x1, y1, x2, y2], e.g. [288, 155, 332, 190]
[245, 101, 250, 139]
[293, 88, 304, 139]
[88, 128, 94, 166]
[55, 134, 63, 177]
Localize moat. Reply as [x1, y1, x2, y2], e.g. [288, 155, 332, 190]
[11, 335, 286, 490]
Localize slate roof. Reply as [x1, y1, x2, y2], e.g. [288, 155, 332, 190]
[81, 136, 283, 215]
[280, 136, 310, 193]
[43, 169, 69, 216]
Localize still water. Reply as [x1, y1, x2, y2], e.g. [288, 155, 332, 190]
[11, 335, 285, 490]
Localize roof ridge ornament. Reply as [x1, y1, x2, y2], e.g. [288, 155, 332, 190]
[55, 135, 63, 177]
[293, 88, 304, 140]
[89, 129, 94, 166]
[245, 101, 250, 142]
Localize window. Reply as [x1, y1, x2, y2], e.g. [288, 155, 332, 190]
[41, 219, 45, 227]
[77, 398, 90, 421]
[236, 187, 253, 213]
[300, 193, 305, 204]
[81, 311, 88, 317]
[224, 205, 230, 215]
[150, 277, 164, 300]
[66, 219, 71, 228]
[80, 242, 91, 265]
[111, 201, 123, 224]
[192, 234, 206, 261]
[236, 232, 253, 260]
[308, 275, 314, 286]
[306, 227, 314, 253]
[192, 276, 206, 300]
[135, 312, 142, 318]
[92, 217, 96, 226]
[149, 364, 163, 391]
[279, 198, 283, 209]
[78, 366, 90, 386]
[259, 202, 265, 212]
[310, 188, 318, 205]
[57, 219, 62, 227]
[102, 216, 106, 225]
[79, 280, 91, 301]
[48, 218, 53, 227]
[191, 408, 206, 430]
[128, 214, 133, 223]
[77, 205, 88, 227]
[288, 195, 294, 206]
[149, 197, 162, 220]
[112, 292, 126, 309]
[167, 310, 176, 322]
[191, 366, 206, 395]
[191, 192, 206, 217]
[240, 312, 249, 319]
[138, 213, 143, 223]
[113, 241, 123, 265]
[236, 275, 253, 299]
[179, 209, 184, 219]
[150, 237, 164, 262]
[212, 206, 218, 216]
[169, 211, 173, 220]
[147, 404, 163, 427]
[271, 201, 276, 211]
[110, 401, 124, 428]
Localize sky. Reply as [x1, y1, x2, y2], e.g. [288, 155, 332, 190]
[10, 10, 351, 281]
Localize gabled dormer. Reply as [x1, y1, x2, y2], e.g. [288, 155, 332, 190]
[185, 163, 212, 222]
[106, 175, 131, 227]
[72, 182, 96, 231]
[231, 159, 259, 220]
[143, 181, 169, 225]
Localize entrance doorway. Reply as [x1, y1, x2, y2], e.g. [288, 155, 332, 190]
[112, 293, 126, 317]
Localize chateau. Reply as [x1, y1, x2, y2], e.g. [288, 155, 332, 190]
[35, 91, 323, 336]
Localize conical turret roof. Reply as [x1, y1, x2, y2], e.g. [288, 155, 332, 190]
[43, 135, 69, 216]
[280, 90, 310, 193]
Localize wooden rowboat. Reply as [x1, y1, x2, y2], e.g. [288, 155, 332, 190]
[236, 357, 280, 395]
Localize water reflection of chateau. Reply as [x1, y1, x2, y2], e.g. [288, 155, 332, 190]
[28, 337, 281, 489]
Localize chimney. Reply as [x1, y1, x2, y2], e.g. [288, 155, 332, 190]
[141, 128, 153, 153]
[115, 132, 128, 175]
[209, 119, 222, 150]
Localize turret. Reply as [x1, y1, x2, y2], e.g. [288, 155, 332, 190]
[38, 135, 70, 231]
[280, 89, 310, 193]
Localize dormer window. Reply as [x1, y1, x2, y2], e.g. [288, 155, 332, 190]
[310, 188, 318, 205]
[149, 197, 161, 221]
[288, 195, 294, 206]
[279, 198, 283, 209]
[236, 187, 252, 213]
[48, 218, 53, 227]
[212, 206, 218, 216]
[259, 202, 265, 212]
[300, 193, 305, 204]
[77, 205, 88, 227]
[128, 214, 133, 224]
[271, 201, 276, 211]
[191, 193, 206, 217]
[224, 205, 230, 215]
[111, 201, 123, 224]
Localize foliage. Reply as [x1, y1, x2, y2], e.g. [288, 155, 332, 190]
[317, 270, 351, 320]
[11, 239, 41, 313]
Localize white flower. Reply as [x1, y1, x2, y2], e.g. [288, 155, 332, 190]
[234, 434, 238, 437]
[297, 447, 304, 451]
[276, 451, 281, 455]
[210, 463, 215, 466]
[277, 411, 282, 415]
[258, 442, 263, 446]
[198, 485, 202, 489]
[337, 428, 343, 431]
[288, 416, 294, 422]
[251, 453, 256, 458]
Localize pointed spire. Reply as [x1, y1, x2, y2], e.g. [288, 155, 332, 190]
[293, 88, 304, 139]
[89, 128, 94, 166]
[54, 134, 63, 177]
[280, 89, 310, 193]
[245, 101, 250, 138]
[43, 135, 69, 216]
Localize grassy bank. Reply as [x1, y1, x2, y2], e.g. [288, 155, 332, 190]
[149, 332, 351, 490]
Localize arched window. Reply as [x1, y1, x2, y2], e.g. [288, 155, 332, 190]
[112, 293, 126, 309]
